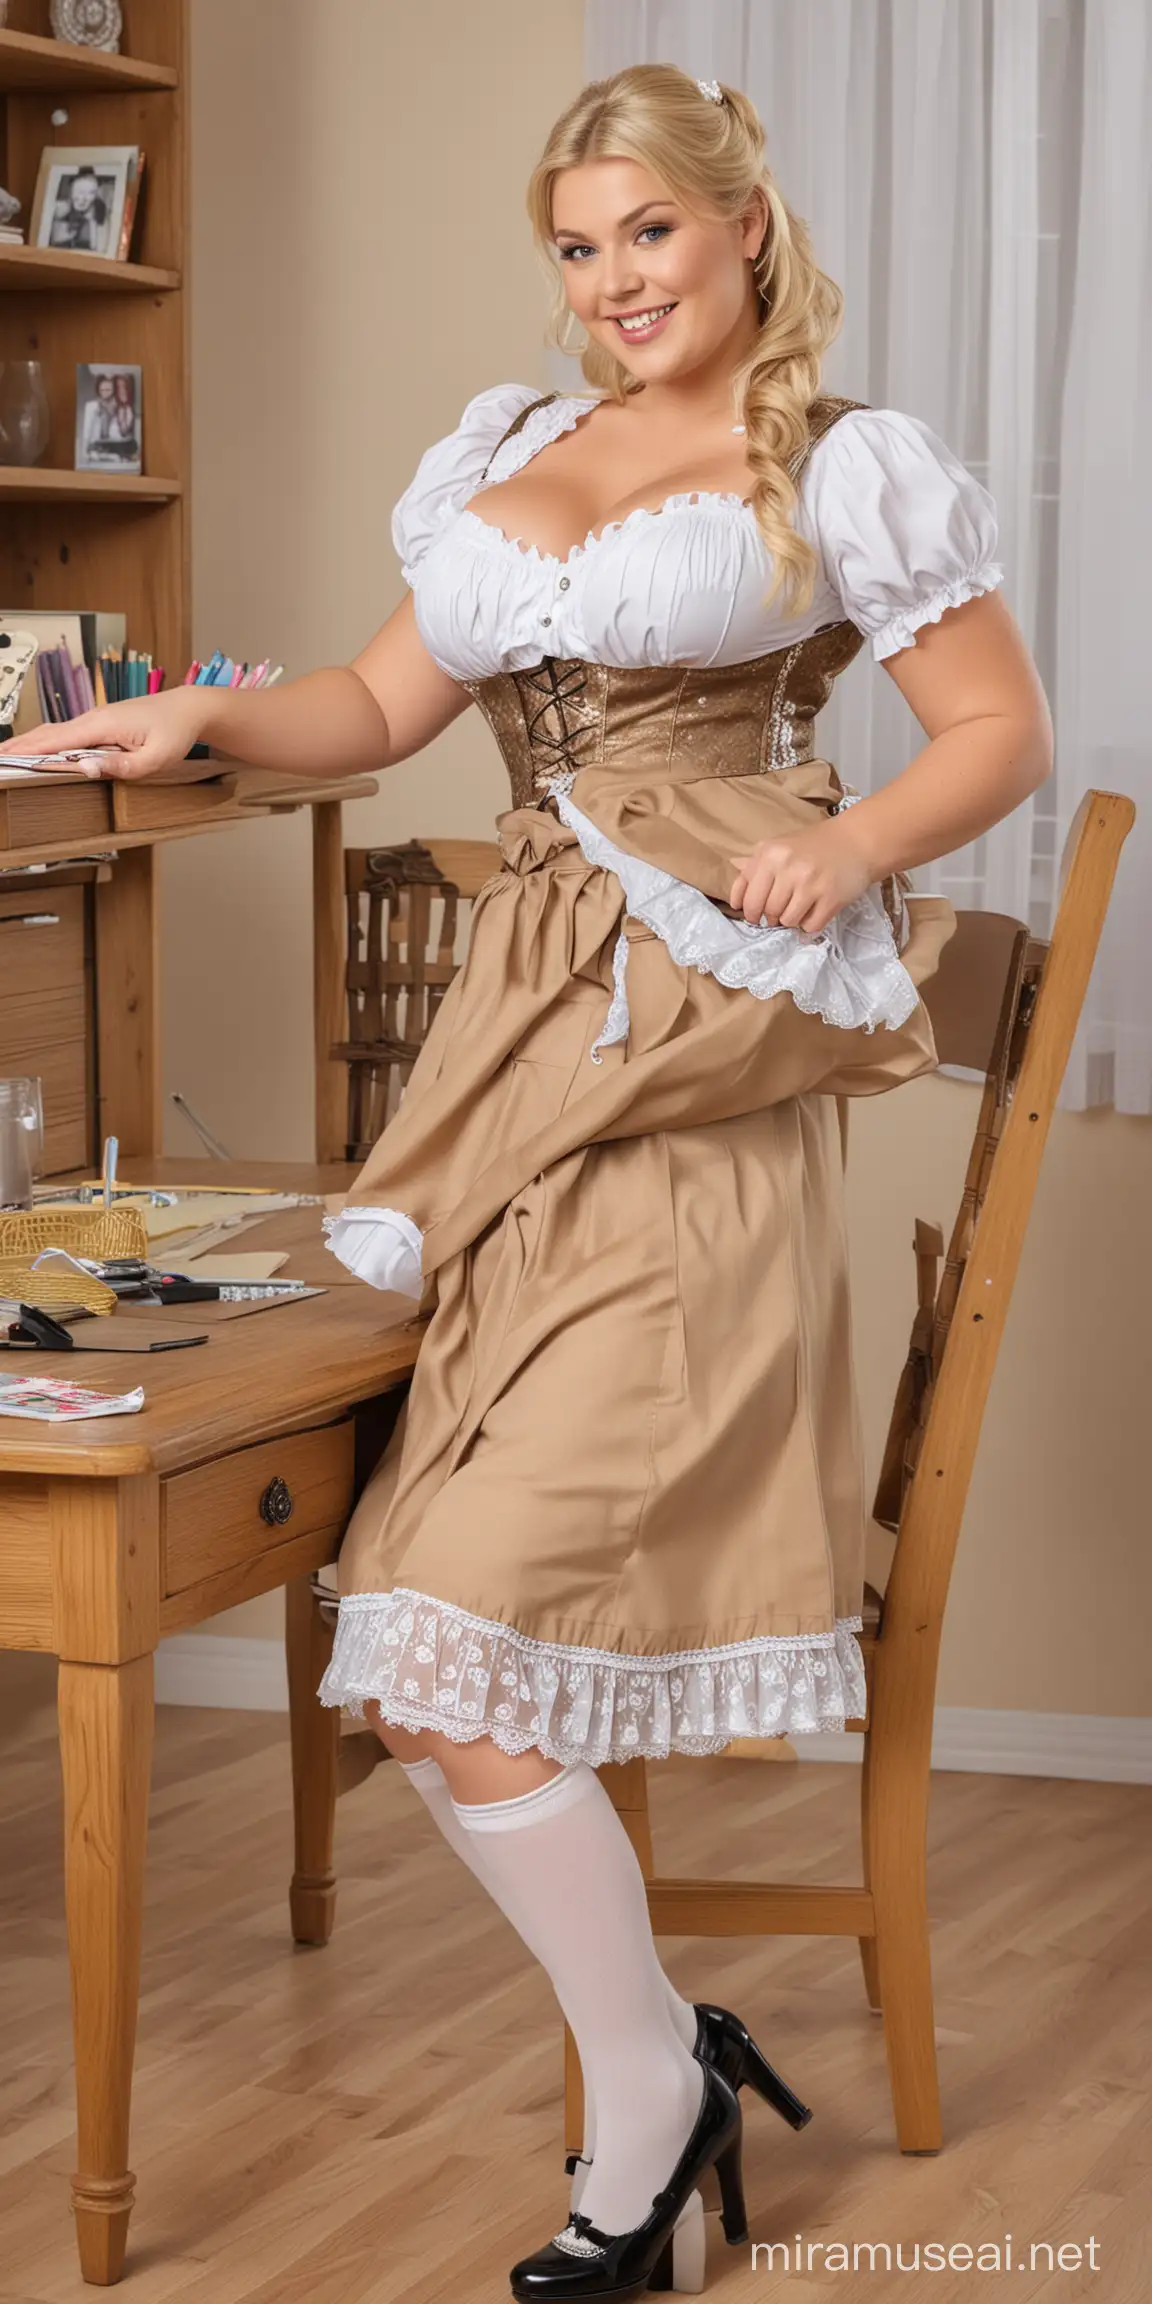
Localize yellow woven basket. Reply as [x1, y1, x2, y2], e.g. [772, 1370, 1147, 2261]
[0, 1207, 148, 1318]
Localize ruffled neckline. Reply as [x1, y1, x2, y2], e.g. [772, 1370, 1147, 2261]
[443, 491, 758, 571]
[444, 389, 757, 570]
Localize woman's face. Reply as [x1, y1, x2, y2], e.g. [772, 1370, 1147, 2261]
[96, 377, 114, 403]
[71, 172, 99, 214]
[550, 158, 765, 386]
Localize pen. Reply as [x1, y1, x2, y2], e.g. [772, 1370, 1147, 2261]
[265, 665, 284, 687]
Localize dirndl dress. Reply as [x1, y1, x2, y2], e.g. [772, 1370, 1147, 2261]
[316, 379, 1003, 1766]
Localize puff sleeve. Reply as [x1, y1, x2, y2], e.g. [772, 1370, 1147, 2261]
[390, 380, 542, 586]
[800, 407, 1004, 660]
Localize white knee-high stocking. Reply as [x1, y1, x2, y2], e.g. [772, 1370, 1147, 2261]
[398, 1755, 697, 2050]
[398, 1755, 698, 2171]
[450, 1762, 704, 2239]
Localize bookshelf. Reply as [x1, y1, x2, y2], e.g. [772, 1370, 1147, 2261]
[0, 241, 179, 290]
[0, 460, 180, 500]
[0, 0, 189, 679]
[0, 24, 177, 93]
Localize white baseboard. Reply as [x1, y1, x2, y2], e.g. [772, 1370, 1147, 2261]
[156, 1633, 289, 1712]
[154, 1635, 1152, 1785]
[797, 1706, 1152, 1783]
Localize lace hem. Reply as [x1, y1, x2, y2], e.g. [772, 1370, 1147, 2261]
[551, 787, 919, 1040]
[872, 563, 1005, 660]
[317, 1585, 867, 1765]
[323, 1205, 424, 1297]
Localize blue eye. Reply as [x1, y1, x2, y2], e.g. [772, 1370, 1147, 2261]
[556, 223, 673, 263]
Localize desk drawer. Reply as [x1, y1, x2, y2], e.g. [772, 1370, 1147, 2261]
[162, 1421, 355, 1597]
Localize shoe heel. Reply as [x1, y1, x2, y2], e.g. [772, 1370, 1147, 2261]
[714, 2137, 748, 2248]
[739, 2037, 812, 2131]
[648, 2192, 705, 2293]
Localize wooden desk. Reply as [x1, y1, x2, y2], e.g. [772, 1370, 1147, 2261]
[0, 764, 376, 1170]
[0, 1159, 421, 2285]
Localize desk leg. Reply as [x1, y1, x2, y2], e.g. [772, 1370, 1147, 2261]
[58, 1654, 154, 2287]
[286, 1575, 339, 1945]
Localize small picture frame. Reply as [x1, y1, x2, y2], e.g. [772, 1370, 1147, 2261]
[30, 145, 141, 261]
[75, 363, 142, 474]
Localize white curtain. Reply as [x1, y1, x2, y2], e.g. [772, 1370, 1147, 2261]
[585, 0, 1151, 1113]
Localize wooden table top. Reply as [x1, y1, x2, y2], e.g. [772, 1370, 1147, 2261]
[0, 1160, 421, 1480]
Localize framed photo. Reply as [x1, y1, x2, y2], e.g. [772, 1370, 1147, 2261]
[75, 363, 142, 474]
[30, 146, 140, 261]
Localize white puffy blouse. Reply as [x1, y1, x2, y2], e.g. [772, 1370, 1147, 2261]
[393, 379, 1003, 683]
[329, 388, 1000, 1301]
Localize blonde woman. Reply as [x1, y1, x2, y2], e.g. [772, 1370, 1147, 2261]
[3, 64, 1052, 2300]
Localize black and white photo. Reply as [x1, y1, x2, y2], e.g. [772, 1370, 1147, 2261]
[30, 146, 138, 260]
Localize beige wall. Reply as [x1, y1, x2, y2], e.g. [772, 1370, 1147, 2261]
[183, 3, 1151, 1721]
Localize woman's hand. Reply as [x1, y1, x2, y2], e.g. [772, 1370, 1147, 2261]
[728, 813, 877, 936]
[0, 688, 214, 779]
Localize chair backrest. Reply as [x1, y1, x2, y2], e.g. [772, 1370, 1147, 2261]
[872, 791, 1134, 1661]
[334, 836, 501, 1160]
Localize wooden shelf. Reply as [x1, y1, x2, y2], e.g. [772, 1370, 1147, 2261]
[0, 464, 181, 501]
[0, 243, 179, 292]
[0, 27, 176, 93]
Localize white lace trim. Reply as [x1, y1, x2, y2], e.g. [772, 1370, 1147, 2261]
[317, 1585, 867, 1765]
[872, 562, 1005, 660]
[322, 1205, 424, 1297]
[479, 393, 599, 494]
[550, 785, 919, 1044]
[590, 927, 632, 1062]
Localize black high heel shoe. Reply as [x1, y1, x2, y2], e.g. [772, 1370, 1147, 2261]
[693, 2003, 812, 2131]
[563, 2001, 810, 2181]
[513, 2061, 746, 2300]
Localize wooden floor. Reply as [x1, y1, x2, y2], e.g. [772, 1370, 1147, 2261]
[1, 1653, 1149, 2304]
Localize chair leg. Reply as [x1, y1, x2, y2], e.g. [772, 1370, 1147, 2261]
[858, 1934, 883, 2013]
[862, 1680, 942, 2153]
[563, 2021, 585, 2161]
[286, 1576, 340, 1946]
[857, 1729, 883, 2012]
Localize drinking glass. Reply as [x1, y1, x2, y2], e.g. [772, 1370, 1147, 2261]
[0, 1076, 45, 1208]
[0, 361, 51, 466]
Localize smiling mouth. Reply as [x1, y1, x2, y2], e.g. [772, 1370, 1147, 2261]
[610, 302, 678, 337]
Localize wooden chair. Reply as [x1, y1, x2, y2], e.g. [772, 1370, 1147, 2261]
[564, 788, 1135, 2160]
[331, 836, 501, 1160]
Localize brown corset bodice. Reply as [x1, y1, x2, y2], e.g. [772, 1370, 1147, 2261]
[464, 618, 867, 813]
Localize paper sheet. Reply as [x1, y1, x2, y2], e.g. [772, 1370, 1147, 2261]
[172, 1251, 289, 1280]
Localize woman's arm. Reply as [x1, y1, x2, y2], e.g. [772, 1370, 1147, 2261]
[729, 592, 1053, 933]
[0, 594, 470, 782]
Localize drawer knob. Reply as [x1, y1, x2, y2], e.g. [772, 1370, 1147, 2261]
[259, 1477, 295, 1527]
